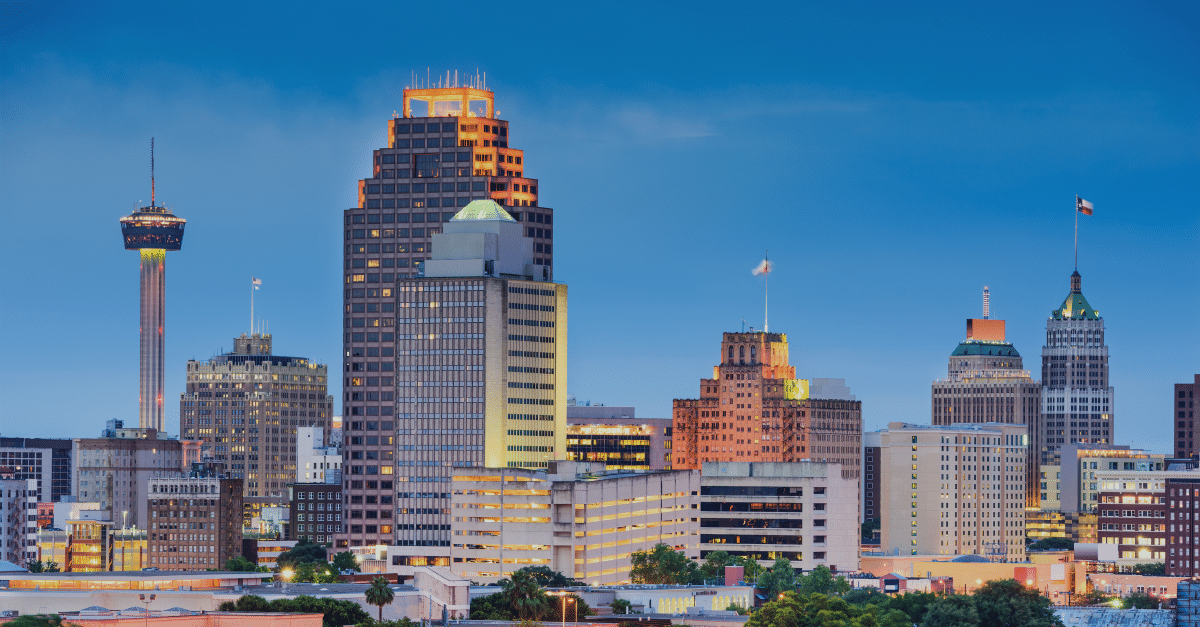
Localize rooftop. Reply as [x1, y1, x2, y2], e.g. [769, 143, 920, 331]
[451, 199, 515, 222]
[950, 340, 1021, 357]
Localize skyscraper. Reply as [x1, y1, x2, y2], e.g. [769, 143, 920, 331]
[931, 289, 1041, 507]
[119, 143, 186, 433]
[1039, 271, 1114, 460]
[337, 199, 567, 558]
[1172, 374, 1198, 458]
[672, 332, 863, 483]
[180, 333, 333, 521]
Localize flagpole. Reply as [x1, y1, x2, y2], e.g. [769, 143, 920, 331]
[764, 250, 769, 333]
[250, 277, 255, 336]
[1074, 195, 1079, 271]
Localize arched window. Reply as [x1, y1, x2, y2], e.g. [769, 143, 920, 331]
[750, 346, 757, 363]
[727, 346, 734, 363]
[739, 346, 746, 364]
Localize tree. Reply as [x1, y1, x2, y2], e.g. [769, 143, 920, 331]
[501, 568, 551, 620]
[5, 616, 71, 627]
[744, 592, 909, 627]
[546, 594, 592, 622]
[1077, 589, 1114, 606]
[277, 538, 329, 567]
[1132, 562, 1166, 576]
[1121, 591, 1160, 609]
[291, 561, 339, 583]
[629, 543, 698, 585]
[470, 592, 515, 620]
[611, 599, 633, 615]
[513, 565, 581, 587]
[972, 579, 1063, 627]
[365, 577, 396, 622]
[225, 555, 259, 572]
[757, 557, 797, 598]
[882, 590, 939, 624]
[45, 560, 60, 572]
[796, 564, 849, 596]
[724, 602, 749, 615]
[922, 595, 980, 627]
[1027, 537, 1075, 551]
[332, 551, 360, 573]
[843, 587, 889, 607]
[860, 517, 880, 542]
[218, 595, 368, 627]
[698, 550, 737, 583]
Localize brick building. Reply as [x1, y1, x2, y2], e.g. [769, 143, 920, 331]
[289, 482, 343, 545]
[146, 466, 243, 571]
[1174, 374, 1199, 458]
[672, 331, 862, 483]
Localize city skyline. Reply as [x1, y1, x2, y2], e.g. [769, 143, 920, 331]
[1, 3, 1196, 457]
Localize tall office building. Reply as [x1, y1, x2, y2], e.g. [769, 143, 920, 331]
[0, 438, 73, 503]
[337, 199, 567, 555]
[672, 332, 863, 483]
[118, 143, 187, 432]
[874, 422, 1028, 560]
[180, 333, 333, 521]
[72, 422, 193, 529]
[931, 290, 1041, 507]
[1173, 374, 1199, 458]
[1039, 271, 1114, 459]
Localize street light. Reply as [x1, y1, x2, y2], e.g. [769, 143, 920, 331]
[139, 593, 155, 627]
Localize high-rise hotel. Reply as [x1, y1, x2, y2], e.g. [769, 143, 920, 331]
[1039, 271, 1114, 459]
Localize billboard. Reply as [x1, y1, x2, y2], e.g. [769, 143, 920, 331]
[785, 379, 810, 400]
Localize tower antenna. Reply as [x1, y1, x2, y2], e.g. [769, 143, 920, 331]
[982, 285, 990, 319]
[1074, 194, 1079, 270]
[150, 138, 155, 207]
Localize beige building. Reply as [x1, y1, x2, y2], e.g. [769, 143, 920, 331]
[449, 461, 698, 585]
[876, 422, 1027, 561]
[72, 424, 195, 529]
[181, 333, 333, 521]
[1046, 444, 1165, 513]
[699, 462, 859, 573]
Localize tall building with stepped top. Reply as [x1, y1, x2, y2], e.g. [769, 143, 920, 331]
[672, 332, 862, 484]
[1039, 271, 1114, 462]
[932, 289, 1041, 507]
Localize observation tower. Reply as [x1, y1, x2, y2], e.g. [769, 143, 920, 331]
[119, 140, 186, 432]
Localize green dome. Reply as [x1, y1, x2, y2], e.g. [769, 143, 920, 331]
[452, 199, 516, 222]
[1052, 293, 1100, 320]
[951, 341, 1021, 357]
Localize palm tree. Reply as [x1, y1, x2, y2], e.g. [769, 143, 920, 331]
[501, 569, 549, 620]
[365, 576, 395, 622]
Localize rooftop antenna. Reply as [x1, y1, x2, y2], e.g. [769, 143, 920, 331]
[150, 137, 155, 207]
[982, 286, 990, 319]
[751, 251, 773, 333]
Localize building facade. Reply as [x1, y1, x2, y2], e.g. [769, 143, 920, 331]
[566, 406, 673, 470]
[862, 431, 881, 524]
[1096, 476, 1169, 566]
[146, 467, 243, 571]
[1, 478, 35, 565]
[1174, 374, 1199, 458]
[699, 462, 858, 573]
[181, 333, 333, 520]
[1040, 271, 1115, 460]
[72, 426, 188, 529]
[931, 306, 1041, 508]
[672, 332, 863, 484]
[875, 422, 1027, 560]
[337, 199, 568, 554]
[0, 437, 74, 503]
[297, 426, 341, 484]
[289, 482, 343, 544]
[1167, 477, 1200, 577]
[449, 462, 699, 585]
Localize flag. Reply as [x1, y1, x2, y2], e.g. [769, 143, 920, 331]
[751, 259, 773, 276]
[1077, 197, 1094, 216]
[252, 277, 262, 290]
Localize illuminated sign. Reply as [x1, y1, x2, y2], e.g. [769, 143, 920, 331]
[784, 379, 810, 400]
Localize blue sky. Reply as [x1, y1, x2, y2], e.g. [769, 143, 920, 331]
[1, 1, 1196, 454]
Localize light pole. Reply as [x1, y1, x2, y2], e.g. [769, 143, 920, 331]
[139, 593, 155, 627]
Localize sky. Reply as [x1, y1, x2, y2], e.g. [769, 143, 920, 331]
[1, 1, 1197, 454]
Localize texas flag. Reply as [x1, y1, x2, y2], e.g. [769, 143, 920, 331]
[751, 259, 773, 276]
[1077, 197, 1094, 216]
[252, 277, 262, 289]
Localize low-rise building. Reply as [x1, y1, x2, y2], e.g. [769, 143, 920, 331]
[566, 406, 673, 471]
[147, 465, 243, 571]
[289, 482, 343, 544]
[699, 461, 858, 573]
[450, 461, 699, 585]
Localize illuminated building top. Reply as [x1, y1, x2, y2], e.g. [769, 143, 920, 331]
[119, 204, 187, 251]
[1052, 271, 1100, 320]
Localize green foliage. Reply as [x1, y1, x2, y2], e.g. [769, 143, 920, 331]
[365, 577, 396, 622]
[470, 592, 516, 620]
[5, 615, 69, 627]
[546, 593, 592, 622]
[332, 551, 361, 573]
[218, 595, 369, 627]
[971, 579, 1063, 627]
[629, 543, 698, 585]
[501, 568, 552, 620]
[611, 599, 633, 614]
[861, 517, 880, 542]
[881, 590, 938, 624]
[512, 565, 582, 587]
[277, 538, 329, 567]
[1132, 562, 1166, 576]
[744, 592, 910, 627]
[1028, 537, 1075, 551]
[1077, 589, 1114, 605]
[843, 587, 889, 607]
[357, 620, 418, 627]
[1120, 591, 1160, 609]
[757, 557, 798, 597]
[291, 561, 339, 583]
[922, 594, 980, 627]
[724, 602, 750, 615]
[224, 555, 259, 572]
[796, 564, 850, 597]
[694, 551, 762, 585]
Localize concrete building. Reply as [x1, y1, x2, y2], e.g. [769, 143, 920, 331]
[0, 437, 74, 502]
[931, 293, 1042, 508]
[72, 424, 192, 531]
[289, 482, 343, 544]
[118, 165, 187, 432]
[1, 478, 35, 566]
[1040, 271, 1115, 460]
[1174, 374, 1199, 458]
[181, 333, 334, 521]
[699, 462, 858, 573]
[337, 199, 567, 555]
[146, 465, 243, 571]
[862, 431, 881, 524]
[297, 426, 341, 484]
[449, 461, 698, 585]
[875, 422, 1028, 560]
[1053, 445, 1167, 513]
[672, 332, 863, 484]
[566, 406, 673, 470]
